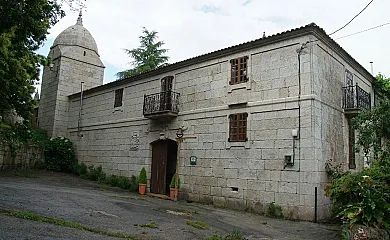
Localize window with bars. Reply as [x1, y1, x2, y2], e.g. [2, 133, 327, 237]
[228, 113, 248, 142]
[114, 88, 124, 108]
[230, 56, 248, 85]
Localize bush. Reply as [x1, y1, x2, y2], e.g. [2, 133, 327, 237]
[169, 174, 180, 189]
[266, 202, 283, 218]
[139, 167, 147, 184]
[325, 159, 390, 231]
[44, 137, 77, 173]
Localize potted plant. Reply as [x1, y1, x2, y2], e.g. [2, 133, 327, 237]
[169, 174, 180, 200]
[138, 167, 147, 195]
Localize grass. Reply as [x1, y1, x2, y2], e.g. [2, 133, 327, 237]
[9, 211, 147, 240]
[202, 229, 246, 240]
[186, 221, 209, 230]
[135, 222, 158, 229]
[11, 169, 39, 178]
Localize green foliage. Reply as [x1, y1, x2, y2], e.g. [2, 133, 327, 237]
[0, 0, 64, 120]
[10, 210, 144, 239]
[352, 102, 390, 160]
[74, 162, 88, 176]
[105, 174, 138, 191]
[202, 229, 245, 240]
[136, 222, 158, 229]
[169, 174, 180, 189]
[116, 27, 169, 79]
[373, 73, 390, 99]
[138, 167, 147, 184]
[186, 221, 209, 230]
[266, 202, 283, 218]
[44, 136, 77, 173]
[325, 161, 390, 230]
[325, 160, 349, 181]
[77, 164, 138, 192]
[0, 121, 47, 159]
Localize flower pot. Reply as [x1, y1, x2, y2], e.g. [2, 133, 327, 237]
[170, 188, 176, 200]
[139, 184, 147, 195]
[170, 188, 179, 201]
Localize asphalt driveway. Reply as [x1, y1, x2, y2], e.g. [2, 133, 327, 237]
[0, 171, 339, 240]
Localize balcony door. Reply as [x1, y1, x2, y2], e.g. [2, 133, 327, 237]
[160, 76, 173, 111]
[344, 70, 354, 108]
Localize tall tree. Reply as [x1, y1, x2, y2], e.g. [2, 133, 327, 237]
[0, 0, 66, 121]
[116, 27, 169, 79]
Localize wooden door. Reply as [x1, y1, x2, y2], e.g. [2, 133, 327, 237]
[151, 140, 168, 194]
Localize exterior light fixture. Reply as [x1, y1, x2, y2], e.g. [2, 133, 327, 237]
[176, 127, 183, 139]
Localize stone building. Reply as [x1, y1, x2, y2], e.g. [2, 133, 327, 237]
[39, 15, 376, 221]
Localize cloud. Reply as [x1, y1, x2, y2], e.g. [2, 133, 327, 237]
[199, 5, 220, 13]
[39, 0, 390, 86]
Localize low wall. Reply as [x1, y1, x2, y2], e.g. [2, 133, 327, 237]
[0, 144, 44, 170]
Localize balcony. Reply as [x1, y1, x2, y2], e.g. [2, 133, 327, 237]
[342, 85, 371, 118]
[143, 91, 180, 119]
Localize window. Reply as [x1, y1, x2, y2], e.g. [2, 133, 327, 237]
[228, 113, 248, 142]
[161, 76, 173, 92]
[114, 88, 124, 108]
[230, 56, 248, 85]
[345, 70, 353, 87]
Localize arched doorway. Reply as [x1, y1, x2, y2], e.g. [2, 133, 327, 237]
[150, 139, 178, 195]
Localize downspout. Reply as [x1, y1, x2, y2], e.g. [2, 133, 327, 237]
[77, 81, 84, 138]
[296, 41, 310, 172]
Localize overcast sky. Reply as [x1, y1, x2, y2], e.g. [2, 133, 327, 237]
[36, 0, 389, 89]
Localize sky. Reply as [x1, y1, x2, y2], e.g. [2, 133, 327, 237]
[36, 0, 390, 91]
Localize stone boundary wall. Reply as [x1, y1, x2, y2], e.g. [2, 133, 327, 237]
[0, 144, 44, 170]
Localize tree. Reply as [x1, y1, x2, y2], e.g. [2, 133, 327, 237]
[353, 74, 390, 160]
[116, 27, 169, 79]
[0, 0, 65, 121]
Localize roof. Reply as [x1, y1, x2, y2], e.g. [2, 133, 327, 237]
[69, 23, 376, 98]
[53, 12, 99, 54]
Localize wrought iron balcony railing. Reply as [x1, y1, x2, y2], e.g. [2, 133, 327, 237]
[342, 84, 371, 111]
[143, 91, 180, 117]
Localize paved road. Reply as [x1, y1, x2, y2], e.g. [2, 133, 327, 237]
[0, 171, 339, 240]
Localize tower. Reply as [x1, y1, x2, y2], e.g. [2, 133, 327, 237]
[38, 12, 105, 137]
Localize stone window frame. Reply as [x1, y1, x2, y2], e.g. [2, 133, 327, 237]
[226, 111, 251, 149]
[228, 112, 248, 142]
[114, 88, 124, 108]
[227, 55, 252, 93]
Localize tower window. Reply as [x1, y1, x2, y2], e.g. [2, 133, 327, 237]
[114, 88, 124, 108]
[83, 51, 86, 56]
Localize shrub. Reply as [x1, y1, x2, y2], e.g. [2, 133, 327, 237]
[44, 137, 77, 173]
[169, 174, 180, 189]
[82, 165, 106, 182]
[266, 202, 283, 218]
[138, 167, 147, 184]
[325, 160, 390, 230]
[76, 162, 88, 176]
[325, 159, 349, 181]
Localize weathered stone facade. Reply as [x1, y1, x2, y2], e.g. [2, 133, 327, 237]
[0, 144, 44, 170]
[38, 13, 105, 137]
[39, 22, 376, 221]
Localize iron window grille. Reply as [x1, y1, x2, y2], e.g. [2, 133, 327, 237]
[230, 56, 249, 85]
[228, 113, 248, 142]
[114, 88, 124, 108]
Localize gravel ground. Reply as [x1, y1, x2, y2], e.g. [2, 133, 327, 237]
[0, 170, 339, 240]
